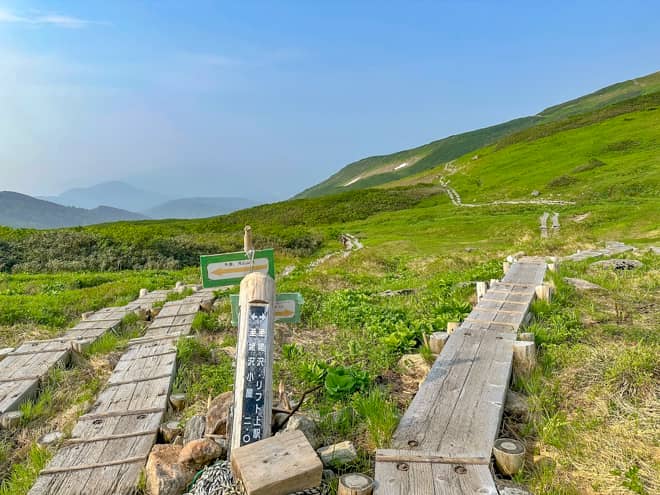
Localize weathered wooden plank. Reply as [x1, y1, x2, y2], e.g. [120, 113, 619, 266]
[375, 449, 488, 465]
[29, 291, 213, 495]
[374, 461, 497, 495]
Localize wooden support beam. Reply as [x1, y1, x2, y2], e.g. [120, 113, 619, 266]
[65, 430, 158, 445]
[339, 473, 374, 495]
[493, 438, 525, 475]
[535, 284, 553, 303]
[39, 455, 148, 475]
[375, 449, 489, 465]
[476, 281, 487, 300]
[512, 341, 536, 376]
[80, 407, 164, 421]
[429, 332, 449, 354]
[106, 373, 172, 387]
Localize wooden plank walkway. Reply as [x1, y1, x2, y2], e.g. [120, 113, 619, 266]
[374, 259, 546, 494]
[28, 289, 215, 495]
[0, 289, 171, 417]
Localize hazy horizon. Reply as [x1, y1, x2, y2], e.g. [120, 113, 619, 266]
[2, 1, 659, 202]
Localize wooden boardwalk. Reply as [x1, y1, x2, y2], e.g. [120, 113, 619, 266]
[0, 289, 171, 417]
[28, 289, 215, 495]
[374, 258, 547, 494]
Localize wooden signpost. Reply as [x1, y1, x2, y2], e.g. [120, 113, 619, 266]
[200, 249, 275, 287]
[200, 226, 304, 459]
[230, 292, 304, 326]
[230, 272, 276, 453]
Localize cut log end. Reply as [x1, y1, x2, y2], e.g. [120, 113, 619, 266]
[1, 411, 22, 429]
[493, 437, 525, 476]
[338, 473, 374, 495]
[170, 393, 186, 411]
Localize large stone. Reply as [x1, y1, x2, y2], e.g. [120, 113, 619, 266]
[590, 259, 643, 271]
[317, 441, 357, 467]
[178, 438, 222, 467]
[284, 414, 322, 449]
[564, 277, 603, 290]
[205, 391, 233, 435]
[146, 445, 196, 495]
[37, 431, 64, 446]
[183, 415, 206, 444]
[496, 480, 533, 495]
[504, 390, 529, 418]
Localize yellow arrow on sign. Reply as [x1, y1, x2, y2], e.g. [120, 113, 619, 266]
[275, 308, 295, 318]
[211, 262, 269, 276]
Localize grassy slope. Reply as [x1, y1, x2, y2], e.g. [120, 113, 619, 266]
[297, 70, 660, 198]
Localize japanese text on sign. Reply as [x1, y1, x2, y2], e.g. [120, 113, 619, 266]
[239, 304, 269, 446]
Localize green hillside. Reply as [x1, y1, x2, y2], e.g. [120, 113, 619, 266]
[297, 70, 660, 198]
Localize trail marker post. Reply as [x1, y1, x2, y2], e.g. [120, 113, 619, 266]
[230, 271, 276, 453]
[200, 226, 303, 457]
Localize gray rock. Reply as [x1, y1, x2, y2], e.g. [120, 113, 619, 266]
[322, 469, 337, 481]
[496, 479, 533, 495]
[146, 445, 196, 495]
[564, 277, 603, 290]
[531, 190, 540, 197]
[590, 259, 643, 271]
[38, 431, 64, 446]
[649, 246, 660, 255]
[183, 415, 206, 444]
[377, 289, 416, 297]
[284, 414, 322, 449]
[317, 441, 358, 466]
[504, 390, 529, 418]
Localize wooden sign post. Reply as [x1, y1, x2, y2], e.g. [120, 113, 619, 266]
[229, 271, 276, 453]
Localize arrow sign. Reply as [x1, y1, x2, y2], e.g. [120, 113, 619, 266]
[230, 292, 303, 325]
[200, 249, 275, 288]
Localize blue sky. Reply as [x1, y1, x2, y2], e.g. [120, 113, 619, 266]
[1, 1, 659, 201]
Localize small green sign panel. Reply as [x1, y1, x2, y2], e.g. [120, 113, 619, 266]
[200, 249, 275, 288]
[230, 292, 304, 325]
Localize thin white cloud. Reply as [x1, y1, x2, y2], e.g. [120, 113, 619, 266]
[0, 8, 102, 28]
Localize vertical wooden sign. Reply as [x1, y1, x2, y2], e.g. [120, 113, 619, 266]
[230, 272, 275, 453]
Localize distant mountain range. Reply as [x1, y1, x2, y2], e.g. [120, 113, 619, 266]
[1, 181, 258, 229]
[39, 181, 170, 213]
[0, 191, 148, 229]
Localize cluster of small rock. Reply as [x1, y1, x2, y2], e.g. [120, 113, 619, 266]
[148, 390, 358, 495]
[184, 460, 332, 495]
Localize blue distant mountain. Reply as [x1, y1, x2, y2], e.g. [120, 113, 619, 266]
[37, 181, 258, 221]
[0, 191, 147, 229]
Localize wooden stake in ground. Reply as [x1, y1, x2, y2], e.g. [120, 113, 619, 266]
[429, 332, 449, 354]
[476, 281, 487, 300]
[535, 283, 553, 303]
[493, 437, 525, 476]
[230, 271, 276, 454]
[338, 473, 374, 495]
[512, 341, 536, 376]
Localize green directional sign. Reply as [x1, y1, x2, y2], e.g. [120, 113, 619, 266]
[230, 292, 304, 325]
[201, 249, 275, 288]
